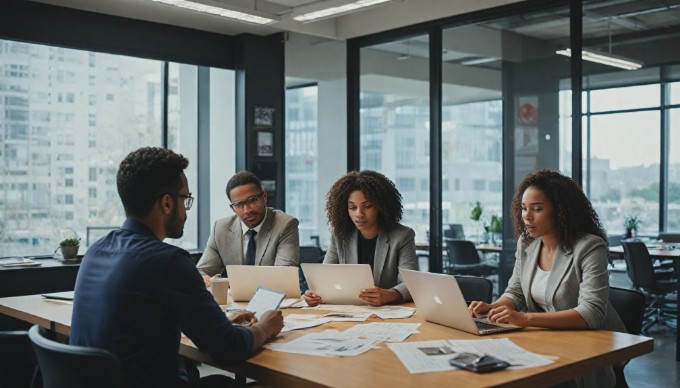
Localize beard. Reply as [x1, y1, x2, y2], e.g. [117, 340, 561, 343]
[165, 201, 185, 239]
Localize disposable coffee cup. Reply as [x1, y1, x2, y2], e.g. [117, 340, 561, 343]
[210, 276, 230, 305]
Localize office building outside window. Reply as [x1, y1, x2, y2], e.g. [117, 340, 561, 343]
[285, 85, 320, 246]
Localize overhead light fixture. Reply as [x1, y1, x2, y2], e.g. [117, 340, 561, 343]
[292, 0, 393, 23]
[149, 0, 279, 25]
[556, 48, 642, 71]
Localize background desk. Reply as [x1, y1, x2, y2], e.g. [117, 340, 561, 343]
[608, 244, 680, 361]
[1, 294, 653, 387]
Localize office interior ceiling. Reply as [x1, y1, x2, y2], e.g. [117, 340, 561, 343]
[366, 0, 680, 70]
[28, 0, 521, 40]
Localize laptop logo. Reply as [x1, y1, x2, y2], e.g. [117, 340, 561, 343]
[334, 283, 343, 290]
[433, 294, 443, 304]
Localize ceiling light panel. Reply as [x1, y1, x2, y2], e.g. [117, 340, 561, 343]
[556, 48, 642, 71]
[292, 0, 393, 22]
[149, 0, 280, 25]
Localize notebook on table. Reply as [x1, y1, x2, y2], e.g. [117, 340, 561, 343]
[300, 263, 374, 305]
[226, 265, 301, 302]
[400, 269, 521, 335]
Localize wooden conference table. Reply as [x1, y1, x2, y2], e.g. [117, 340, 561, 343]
[608, 242, 680, 361]
[0, 294, 652, 387]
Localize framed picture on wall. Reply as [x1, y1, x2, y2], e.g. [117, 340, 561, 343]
[257, 130, 274, 157]
[254, 105, 275, 127]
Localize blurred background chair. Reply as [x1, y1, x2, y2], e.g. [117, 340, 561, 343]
[444, 238, 497, 277]
[658, 232, 680, 243]
[28, 325, 126, 388]
[0, 330, 40, 388]
[621, 241, 677, 332]
[444, 224, 465, 240]
[455, 276, 493, 304]
[609, 287, 646, 388]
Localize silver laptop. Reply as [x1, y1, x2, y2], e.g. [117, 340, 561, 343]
[400, 269, 521, 335]
[301, 263, 374, 305]
[226, 265, 301, 302]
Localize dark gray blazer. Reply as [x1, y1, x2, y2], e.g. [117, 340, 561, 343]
[323, 223, 418, 301]
[196, 208, 299, 277]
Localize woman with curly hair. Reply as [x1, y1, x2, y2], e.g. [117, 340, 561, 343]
[469, 169, 624, 387]
[303, 170, 418, 307]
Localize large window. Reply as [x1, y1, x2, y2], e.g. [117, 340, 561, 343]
[359, 35, 431, 246]
[0, 39, 163, 256]
[285, 85, 319, 245]
[0, 39, 235, 256]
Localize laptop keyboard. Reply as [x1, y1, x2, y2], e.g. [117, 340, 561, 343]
[475, 320, 503, 331]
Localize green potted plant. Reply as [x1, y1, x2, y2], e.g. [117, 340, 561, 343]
[469, 202, 486, 243]
[490, 215, 503, 246]
[59, 237, 81, 259]
[624, 215, 641, 239]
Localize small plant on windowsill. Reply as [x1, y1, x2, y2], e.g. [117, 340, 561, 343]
[490, 215, 503, 246]
[624, 216, 641, 239]
[58, 237, 81, 259]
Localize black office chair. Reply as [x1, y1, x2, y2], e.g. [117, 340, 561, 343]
[455, 276, 493, 304]
[444, 224, 465, 239]
[621, 241, 677, 332]
[0, 330, 40, 388]
[28, 325, 126, 388]
[608, 287, 646, 388]
[299, 246, 324, 264]
[444, 238, 497, 277]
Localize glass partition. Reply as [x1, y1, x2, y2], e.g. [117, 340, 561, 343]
[359, 35, 431, 249]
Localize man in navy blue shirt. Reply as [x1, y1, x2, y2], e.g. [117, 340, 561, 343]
[70, 147, 283, 387]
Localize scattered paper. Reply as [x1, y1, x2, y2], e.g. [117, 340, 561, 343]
[324, 312, 373, 322]
[388, 338, 555, 374]
[266, 330, 378, 357]
[343, 322, 420, 342]
[282, 314, 332, 332]
[370, 306, 416, 319]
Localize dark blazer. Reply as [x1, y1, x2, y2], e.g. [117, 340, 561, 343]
[197, 208, 299, 277]
[323, 223, 418, 301]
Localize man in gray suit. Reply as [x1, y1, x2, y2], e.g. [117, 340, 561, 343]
[197, 171, 299, 286]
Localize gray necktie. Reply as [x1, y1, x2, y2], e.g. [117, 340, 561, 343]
[246, 229, 257, 266]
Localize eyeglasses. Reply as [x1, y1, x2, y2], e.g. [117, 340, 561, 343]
[168, 193, 194, 210]
[230, 192, 264, 211]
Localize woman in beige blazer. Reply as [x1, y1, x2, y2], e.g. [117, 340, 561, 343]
[303, 170, 418, 307]
[470, 169, 625, 388]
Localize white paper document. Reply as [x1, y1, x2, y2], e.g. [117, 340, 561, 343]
[343, 322, 421, 342]
[282, 314, 332, 332]
[266, 330, 378, 357]
[302, 304, 416, 319]
[323, 312, 373, 321]
[388, 338, 555, 374]
[370, 306, 416, 319]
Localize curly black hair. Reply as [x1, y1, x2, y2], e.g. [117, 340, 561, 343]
[226, 171, 262, 201]
[326, 170, 403, 239]
[117, 147, 188, 217]
[511, 169, 607, 250]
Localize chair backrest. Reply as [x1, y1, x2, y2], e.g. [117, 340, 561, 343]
[0, 330, 39, 388]
[444, 224, 465, 239]
[621, 241, 658, 291]
[299, 246, 324, 264]
[28, 325, 126, 388]
[455, 276, 493, 304]
[658, 232, 680, 243]
[444, 239, 481, 266]
[608, 287, 645, 335]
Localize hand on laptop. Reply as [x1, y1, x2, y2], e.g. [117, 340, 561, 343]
[358, 287, 402, 307]
[486, 306, 527, 326]
[468, 301, 493, 318]
[303, 290, 322, 307]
